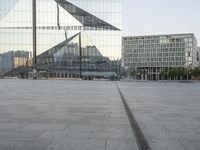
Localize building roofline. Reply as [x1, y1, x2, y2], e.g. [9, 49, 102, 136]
[123, 33, 195, 38]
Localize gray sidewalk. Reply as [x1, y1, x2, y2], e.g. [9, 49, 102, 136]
[118, 81, 200, 150]
[0, 80, 138, 150]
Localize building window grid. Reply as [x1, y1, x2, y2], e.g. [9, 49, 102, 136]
[123, 34, 197, 69]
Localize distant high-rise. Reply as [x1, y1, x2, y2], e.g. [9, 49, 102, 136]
[0, 50, 30, 75]
[0, 0, 122, 76]
[122, 33, 199, 80]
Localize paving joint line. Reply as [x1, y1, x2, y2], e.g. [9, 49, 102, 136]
[115, 82, 152, 150]
[105, 139, 107, 150]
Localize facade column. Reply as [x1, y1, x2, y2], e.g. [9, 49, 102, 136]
[32, 0, 37, 70]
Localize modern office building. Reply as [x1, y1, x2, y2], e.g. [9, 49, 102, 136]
[122, 33, 199, 80]
[0, 0, 122, 77]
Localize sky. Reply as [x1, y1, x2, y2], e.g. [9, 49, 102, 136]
[123, 0, 200, 46]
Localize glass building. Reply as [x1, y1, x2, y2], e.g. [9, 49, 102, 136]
[122, 33, 199, 80]
[0, 0, 122, 78]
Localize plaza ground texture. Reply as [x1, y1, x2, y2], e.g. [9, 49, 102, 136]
[0, 80, 138, 150]
[118, 81, 200, 150]
[0, 79, 200, 150]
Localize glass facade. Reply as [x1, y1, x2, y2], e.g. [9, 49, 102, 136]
[0, 0, 122, 77]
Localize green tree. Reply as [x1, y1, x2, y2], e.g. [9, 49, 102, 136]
[191, 68, 200, 77]
[160, 68, 169, 80]
[129, 71, 137, 78]
[168, 68, 176, 80]
[177, 67, 187, 80]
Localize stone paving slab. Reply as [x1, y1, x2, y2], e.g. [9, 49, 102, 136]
[118, 81, 200, 150]
[0, 80, 138, 150]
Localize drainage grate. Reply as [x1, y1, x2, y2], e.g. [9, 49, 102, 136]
[116, 82, 152, 150]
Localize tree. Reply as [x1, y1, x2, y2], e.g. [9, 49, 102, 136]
[168, 68, 177, 80]
[160, 68, 169, 80]
[177, 67, 187, 80]
[191, 68, 200, 77]
[129, 71, 137, 79]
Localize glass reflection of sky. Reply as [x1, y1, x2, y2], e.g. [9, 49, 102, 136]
[0, 0, 18, 20]
[0, 0, 121, 60]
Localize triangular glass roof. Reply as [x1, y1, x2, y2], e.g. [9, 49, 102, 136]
[38, 32, 80, 58]
[38, 31, 105, 61]
[55, 0, 120, 30]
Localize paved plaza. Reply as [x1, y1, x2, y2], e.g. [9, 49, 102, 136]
[0, 80, 200, 150]
[119, 81, 200, 150]
[0, 80, 138, 150]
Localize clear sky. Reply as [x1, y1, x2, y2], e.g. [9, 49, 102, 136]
[123, 0, 200, 46]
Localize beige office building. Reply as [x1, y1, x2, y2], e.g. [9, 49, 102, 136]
[122, 33, 199, 80]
